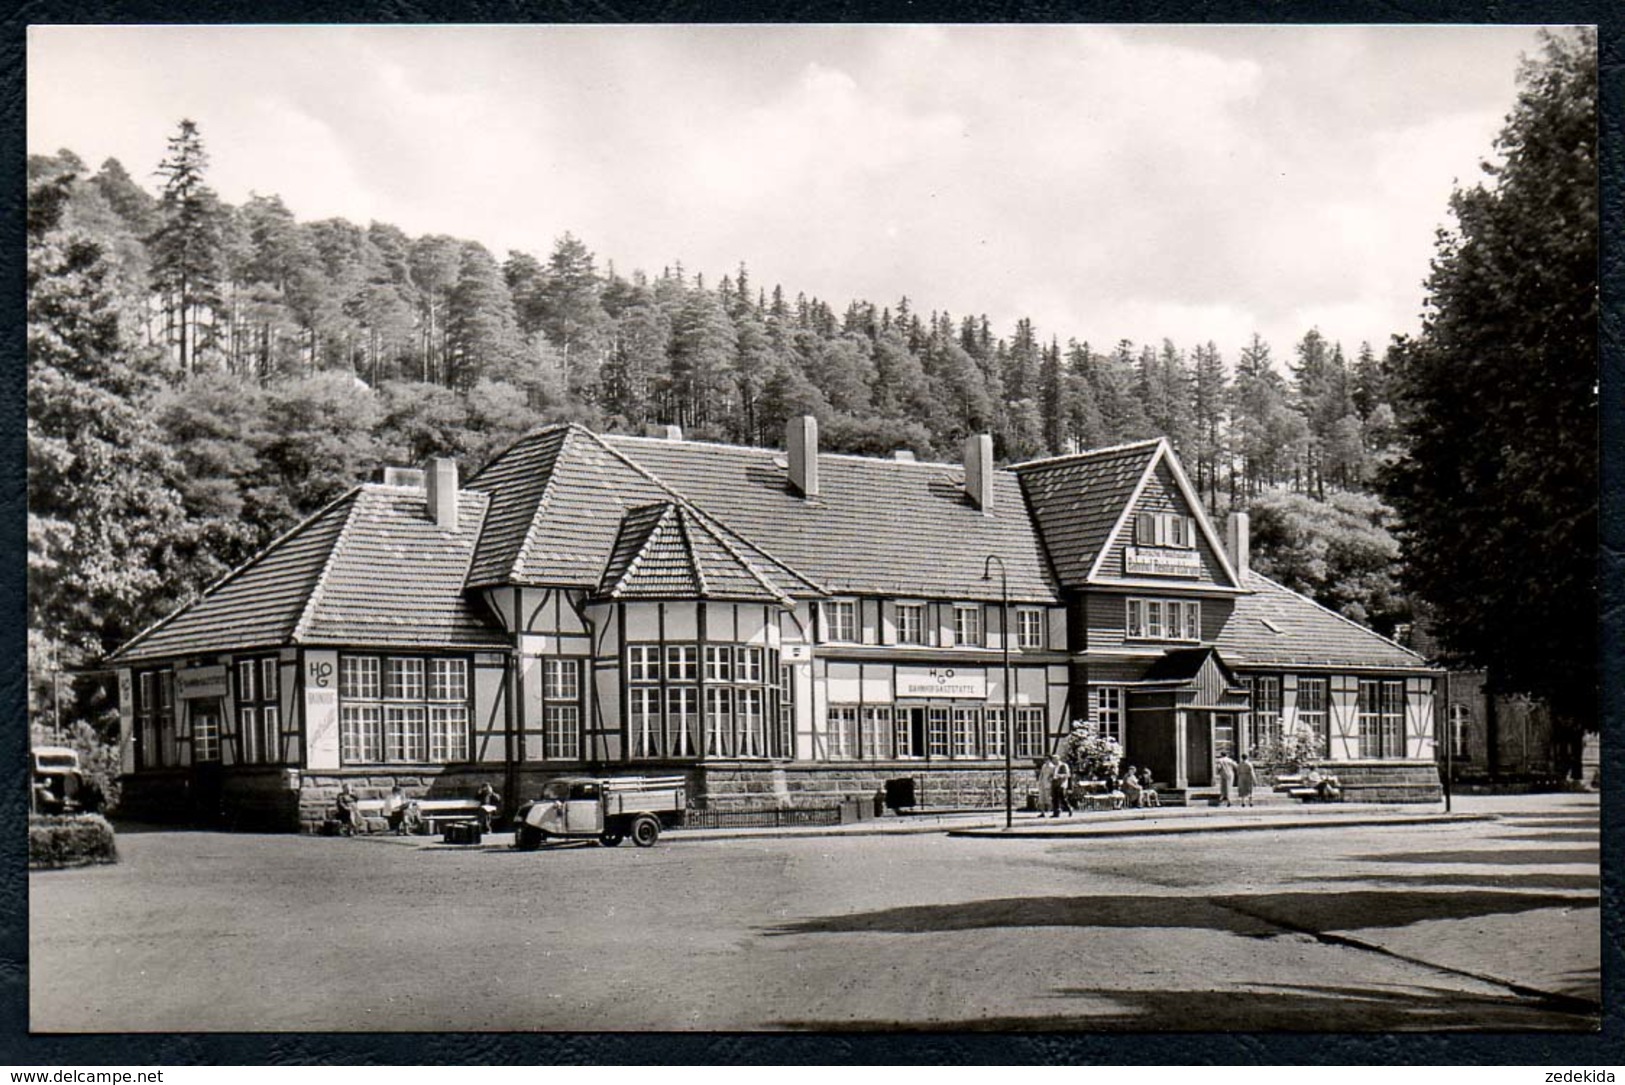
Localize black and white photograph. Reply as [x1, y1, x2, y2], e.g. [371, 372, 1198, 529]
[22, 23, 1602, 1040]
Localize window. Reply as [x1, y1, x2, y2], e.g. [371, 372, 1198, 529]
[630, 687, 662, 759]
[543, 658, 579, 702]
[1248, 676, 1281, 751]
[951, 707, 980, 758]
[893, 708, 918, 758]
[927, 707, 950, 758]
[544, 705, 580, 760]
[667, 686, 696, 757]
[665, 645, 698, 682]
[861, 706, 891, 759]
[1125, 598, 1200, 642]
[1095, 687, 1124, 744]
[896, 603, 926, 645]
[1135, 511, 1195, 548]
[1358, 680, 1405, 758]
[984, 707, 1006, 758]
[1016, 608, 1045, 650]
[339, 655, 469, 765]
[705, 645, 733, 683]
[823, 600, 858, 643]
[1448, 703, 1471, 760]
[777, 665, 794, 759]
[952, 604, 983, 647]
[1297, 677, 1330, 758]
[192, 707, 220, 763]
[736, 688, 765, 757]
[826, 706, 858, 760]
[705, 687, 732, 757]
[236, 656, 281, 764]
[628, 645, 660, 683]
[1015, 707, 1046, 759]
[737, 646, 764, 684]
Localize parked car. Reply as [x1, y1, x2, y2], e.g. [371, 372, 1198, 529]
[31, 745, 89, 815]
[513, 775, 686, 849]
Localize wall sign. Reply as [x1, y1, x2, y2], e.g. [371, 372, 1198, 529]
[175, 664, 228, 700]
[1124, 546, 1202, 577]
[897, 666, 987, 699]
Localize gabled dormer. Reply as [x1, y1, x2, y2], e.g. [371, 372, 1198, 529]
[1015, 438, 1245, 595]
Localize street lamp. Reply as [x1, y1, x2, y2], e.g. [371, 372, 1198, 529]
[982, 555, 1013, 830]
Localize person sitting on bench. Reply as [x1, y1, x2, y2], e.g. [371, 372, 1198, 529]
[475, 783, 501, 831]
[334, 783, 365, 836]
[1138, 767, 1161, 807]
[1304, 767, 1342, 802]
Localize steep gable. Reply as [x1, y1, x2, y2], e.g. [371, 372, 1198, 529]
[1095, 458, 1237, 588]
[1013, 440, 1160, 588]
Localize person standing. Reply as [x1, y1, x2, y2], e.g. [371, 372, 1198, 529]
[334, 782, 364, 836]
[1216, 751, 1238, 807]
[1051, 756, 1074, 818]
[1036, 756, 1056, 818]
[1236, 755, 1258, 808]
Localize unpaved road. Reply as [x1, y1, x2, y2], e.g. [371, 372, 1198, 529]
[30, 794, 1599, 1031]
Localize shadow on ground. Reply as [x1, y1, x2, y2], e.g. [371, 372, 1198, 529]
[1296, 871, 1599, 892]
[767, 889, 1585, 939]
[1348, 848, 1598, 866]
[1487, 832, 1600, 844]
[775, 980, 1598, 1031]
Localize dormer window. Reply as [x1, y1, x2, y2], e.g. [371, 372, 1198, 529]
[822, 599, 857, 643]
[1135, 511, 1195, 549]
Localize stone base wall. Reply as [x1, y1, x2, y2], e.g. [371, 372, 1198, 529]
[115, 771, 194, 824]
[297, 768, 507, 834]
[1319, 761, 1443, 803]
[692, 762, 1022, 811]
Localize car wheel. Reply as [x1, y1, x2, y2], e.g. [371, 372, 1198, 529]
[630, 814, 660, 848]
[599, 832, 624, 847]
[515, 824, 545, 851]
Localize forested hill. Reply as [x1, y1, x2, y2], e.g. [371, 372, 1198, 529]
[27, 123, 1413, 690]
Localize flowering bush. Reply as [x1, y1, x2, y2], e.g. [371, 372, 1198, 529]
[1063, 719, 1123, 780]
[1252, 726, 1324, 778]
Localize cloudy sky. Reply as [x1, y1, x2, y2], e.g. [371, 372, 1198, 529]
[28, 24, 1548, 362]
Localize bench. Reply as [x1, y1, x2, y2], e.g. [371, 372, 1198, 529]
[354, 798, 495, 834]
[1288, 783, 1342, 803]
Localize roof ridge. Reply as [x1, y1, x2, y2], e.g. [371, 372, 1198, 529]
[605, 502, 677, 599]
[463, 422, 576, 487]
[1083, 442, 1164, 582]
[1248, 570, 1428, 664]
[508, 426, 584, 582]
[111, 487, 362, 662]
[582, 429, 828, 597]
[673, 506, 709, 598]
[1010, 437, 1165, 472]
[291, 485, 370, 642]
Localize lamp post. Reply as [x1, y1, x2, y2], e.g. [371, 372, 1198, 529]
[983, 555, 1013, 830]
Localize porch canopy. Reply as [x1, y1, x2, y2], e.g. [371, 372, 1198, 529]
[1126, 647, 1250, 789]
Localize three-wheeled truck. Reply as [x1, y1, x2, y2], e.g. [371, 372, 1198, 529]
[513, 775, 686, 849]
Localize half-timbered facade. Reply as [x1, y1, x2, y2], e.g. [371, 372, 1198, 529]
[110, 418, 1441, 830]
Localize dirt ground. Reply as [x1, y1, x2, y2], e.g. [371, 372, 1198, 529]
[28, 793, 1599, 1032]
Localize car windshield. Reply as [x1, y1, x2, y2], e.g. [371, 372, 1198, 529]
[540, 780, 572, 802]
[35, 754, 78, 770]
[568, 783, 600, 801]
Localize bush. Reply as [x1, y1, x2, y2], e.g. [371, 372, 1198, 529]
[1063, 719, 1124, 780]
[29, 814, 118, 870]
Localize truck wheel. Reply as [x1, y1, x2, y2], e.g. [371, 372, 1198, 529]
[599, 832, 624, 847]
[630, 814, 660, 848]
[515, 824, 545, 851]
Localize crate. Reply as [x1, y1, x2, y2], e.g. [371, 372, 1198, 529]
[441, 821, 483, 845]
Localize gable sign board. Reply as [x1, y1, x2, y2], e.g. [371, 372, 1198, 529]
[897, 666, 987, 699]
[1124, 546, 1202, 578]
[176, 664, 228, 700]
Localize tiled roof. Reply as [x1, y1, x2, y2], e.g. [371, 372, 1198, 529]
[111, 486, 508, 663]
[111, 491, 356, 663]
[1142, 646, 1237, 685]
[598, 502, 797, 604]
[1014, 440, 1161, 588]
[1216, 571, 1434, 671]
[462, 427, 572, 588]
[296, 487, 508, 650]
[602, 435, 1060, 603]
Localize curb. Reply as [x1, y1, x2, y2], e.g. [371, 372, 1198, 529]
[947, 812, 1494, 840]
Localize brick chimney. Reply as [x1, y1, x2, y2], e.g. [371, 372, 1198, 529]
[1225, 510, 1250, 579]
[425, 456, 459, 532]
[964, 433, 994, 513]
[787, 415, 819, 498]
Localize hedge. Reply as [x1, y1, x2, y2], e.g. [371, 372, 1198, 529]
[29, 814, 118, 870]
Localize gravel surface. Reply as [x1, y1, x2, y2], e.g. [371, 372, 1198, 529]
[29, 793, 1598, 1032]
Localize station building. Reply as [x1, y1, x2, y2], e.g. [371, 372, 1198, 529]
[109, 418, 1443, 831]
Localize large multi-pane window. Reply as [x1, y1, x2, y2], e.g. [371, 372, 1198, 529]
[630, 641, 779, 760]
[1016, 608, 1045, 650]
[236, 656, 280, 764]
[630, 687, 662, 759]
[895, 603, 926, 645]
[737, 688, 765, 757]
[666, 686, 696, 757]
[1297, 677, 1330, 758]
[705, 687, 732, 756]
[893, 708, 918, 758]
[927, 707, 951, 758]
[1015, 707, 1046, 759]
[951, 707, 980, 758]
[542, 658, 581, 760]
[823, 600, 858, 643]
[340, 655, 468, 765]
[1126, 598, 1200, 642]
[1358, 679, 1406, 758]
[952, 604, 983, 647]
[1095, 687, 1124, 744]
[826, 706, 859, 760]
[984, 707, 1007, 758]
[861, 706, 891, 759]
[134, 669, 175, 769]
[1248, 676, 1282, 751]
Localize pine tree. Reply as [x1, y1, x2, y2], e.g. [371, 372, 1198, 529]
[147, 119, 225, 375]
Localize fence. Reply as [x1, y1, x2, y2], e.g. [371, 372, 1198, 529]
[683, 806, 842, 830]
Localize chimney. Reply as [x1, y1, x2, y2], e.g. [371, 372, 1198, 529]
[893, 450, 916, 462]
[663, 424, 682, 441]
[964, 433, 994, 513]
[425, 456, 459, 532]
[1225, 511, 1250, 579]
[787, 415, 819, 498]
